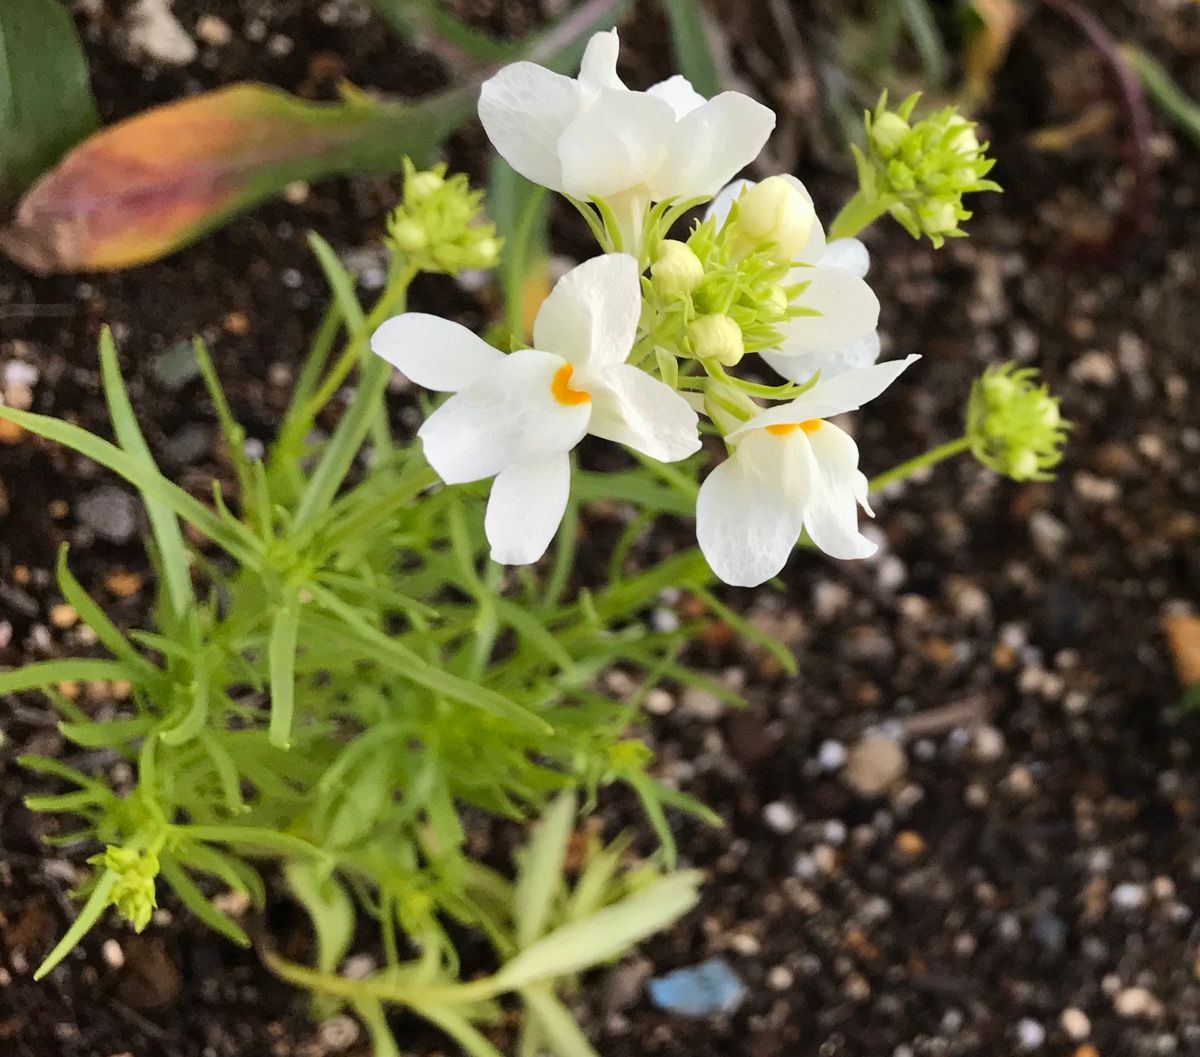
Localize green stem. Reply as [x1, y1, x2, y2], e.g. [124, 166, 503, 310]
[868, 436, 970, 493]
[827, 189, 890, 242]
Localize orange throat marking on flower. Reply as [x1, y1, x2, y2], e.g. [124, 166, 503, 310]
[766, 419, 822, 436]
[550, 363, 591, 406]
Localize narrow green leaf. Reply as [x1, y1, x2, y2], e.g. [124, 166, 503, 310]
[285, 860, 356, 973]
[268, 587, 303, 748]
[0, 406, 262, 567]
[493, 871, 702, 990]
[0, 0, 98, 195]
[417, 1006, 506, 1057]
[514, 793, 576, 949]
[159, 857, 251, 948]
[54, 544, 162, 682]
[1124, 44, 1200, 149]
[98, 327, 194, 628]
[0, 658, 135, 695]
[521, 984, 600, 1057]
[306, 585, 552, 734]
[34, 870, 117, 980]
[662, 0, 721, 98]
[895, 0, 948, 86]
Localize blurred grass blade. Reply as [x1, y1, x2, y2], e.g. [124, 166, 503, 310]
[521, 984, 599, 1057]
[160, 858, 251, 948]
[894, 0, 948, 87]
[268, 586, 303, 748]
[1123, 45, 1200, 149]
[0, 82, 471, 273]
[0, 0, 98, 197]
[514, 793, 575, 948]
[661, 0, 720, 98]
[98, 326, 194, 629]
[0, 406, 263, 566]
[493, 871, 702, 990]
[0, 658, 139, 694]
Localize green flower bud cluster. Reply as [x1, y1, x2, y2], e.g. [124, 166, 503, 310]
[640, 209, 809, 371]
[853, 93, 1000, 247]
[966, 364, 1069, 481]
[90, 845, 160, 932]
[386, 160, 501, 274]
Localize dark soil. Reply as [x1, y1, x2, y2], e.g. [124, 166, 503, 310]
[4, 1, 1200, 1056]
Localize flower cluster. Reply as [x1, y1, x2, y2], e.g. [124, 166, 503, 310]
[852, 92, 1001, 246]
[90, 845, 159, 932]
[372, 30, 1015, 587]
[386, 159, 500, 274]
[967, 364, 1069, 481]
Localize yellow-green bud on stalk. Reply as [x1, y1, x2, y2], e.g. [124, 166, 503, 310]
[733, 176, 816, 263]
[966, 364, 1070, 481]
[689, 314, 745, 366]
[831, 92, 1000, 246]
[90, 845, 159, 932]
[386, 160, 501, 275]
[651, 240, 705, 297]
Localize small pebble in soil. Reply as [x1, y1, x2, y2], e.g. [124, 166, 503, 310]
[1060, 1007, 1091, 1040]
[1016, 1018, 1046, 1049]
[842, 735, 906, 797]
[1111, 882, 1148, 909]
[762, 801, 798, 834]
[127, 0, 198, 65]
[77, 487, 139, 544]
[1113, 986, 1161, 1018]
[318, 1014, 360, 1051]
[817, 739, 847, 771]
[647, 957, 746, 1018]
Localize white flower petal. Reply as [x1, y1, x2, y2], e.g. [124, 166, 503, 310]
[782, 265, 879, 355]
[820, 237, 870, 277]
[703, 178, 754, 227]
[558, 88, 676, 200]
[418, 349, 591, 484]
[732, 355, 919, 435]
[478, 62, 584, 192]
[801, 424, 876, 559]
[587, 364, 701, 462]
[650, 93, 776, 200]
[371, 313, 504, 392]
[485, 452, 571, 565]
[647, 75, 705, 117]
[696, 430, 807, 587]
[760, 332, 881, 384]
[532, 253, 641, 368]
[578, 29, 624, 91]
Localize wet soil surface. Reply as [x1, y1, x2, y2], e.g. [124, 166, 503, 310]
[3, 1, 1200, 1055]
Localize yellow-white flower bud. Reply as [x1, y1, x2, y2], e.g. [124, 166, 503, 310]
[870, 111, 911, 159]
[407, 169, 445, 203]
[689, 314, 745, 366]
[390, 218, 429, 253]
[736, 176, 815, 263]
[651, 240, 704, 297]
[947, 117, 980, 158]
[917, 200, 958, 237]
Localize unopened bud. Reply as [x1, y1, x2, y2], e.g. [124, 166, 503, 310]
[735, 176, 815, 263]
[390, 218, 428, 253]
[946, 117, 981, 157]
[652, 240, 705, 297]
[406, 169, 445, 203]
[690, 314, 745, 366]
[966, 364, 1069, 482]
[871, 111, 911, 159]
[917, 200, 959, 237]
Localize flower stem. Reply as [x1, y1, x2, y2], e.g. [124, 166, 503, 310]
[827, 190, 890, 242]
[868, 436, 970, 494]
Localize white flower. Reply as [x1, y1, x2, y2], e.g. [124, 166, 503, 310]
[695, 356, 919, 587]
[706, 176, 881, 383]
[372, 254, 700, 566]
[478, 29, 775, 244]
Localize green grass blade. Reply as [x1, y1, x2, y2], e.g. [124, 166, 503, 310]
[895, 0, 947, 86]
[159, 857, 251, 947]
[0, 406, 262, 567]
[662, 0, 720, 98]
[514, 792, 575, 948]
[97, 326, 194, 627]
[268, 586, 303, 748]
[0, 658, 137, 694]
[34, 870, 118, 979]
